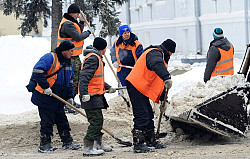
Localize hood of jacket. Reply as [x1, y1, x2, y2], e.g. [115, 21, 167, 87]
[210, 37, 231, 51]
[83, 45, 102, 57]
[144, 45, 170, 64]
[116, 33, 139, 46]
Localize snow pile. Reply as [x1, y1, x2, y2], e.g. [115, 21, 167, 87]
[170, 63, 191, 72]
[166, 74, 246, 116]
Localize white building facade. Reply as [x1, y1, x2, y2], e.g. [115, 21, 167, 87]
[116, 0, 250, 58]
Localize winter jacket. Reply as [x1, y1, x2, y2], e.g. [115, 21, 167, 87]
[204, 37, 234, 82]
[110, 33, 143, 83]
[126, 45, 170, 103]
[144, 44, 171, 81]
[57, 13, 90, 56]
[35, 52, 60, 93]
[79, 45, 111, 109]
[31, 48, 74, 112]
[82, 53, 104, 95]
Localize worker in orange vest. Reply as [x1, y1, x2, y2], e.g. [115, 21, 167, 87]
[31, 40, 81, 153]
[126, 39, 176, 153]
[204, 28, 234, 83]
[110, 25, 143, 89]
[57, 3, 94, 107]
[79, 37, 116, 156]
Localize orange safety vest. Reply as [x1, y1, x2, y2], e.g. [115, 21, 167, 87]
[35, 53, 60, 93]
[81, 53, 105, 95]
[211, 43, 234, 78]
[57, 18, 84, 56]
[114, 40, 142, 72]
[126, 48, 168, 103]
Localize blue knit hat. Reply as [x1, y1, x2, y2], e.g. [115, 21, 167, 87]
[213, 28, 224, 39]
[119, 25, 131, 36]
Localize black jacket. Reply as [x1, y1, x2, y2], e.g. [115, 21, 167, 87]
[79, 45, 111, 109]
[204, 37, 233, 82]
[59, 13, 90, 42]
[144, 44, 171, 81]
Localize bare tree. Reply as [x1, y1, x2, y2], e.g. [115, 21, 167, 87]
[51, 0, 62, 50]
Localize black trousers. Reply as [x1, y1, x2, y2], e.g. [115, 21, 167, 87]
[126, 80, 154, 130]
[38, 107, 71, 136]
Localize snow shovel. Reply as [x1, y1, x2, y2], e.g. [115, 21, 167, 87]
[52, 93, 132, 147]
[80, 10, 131, 108]
[156, 88, 169, 139]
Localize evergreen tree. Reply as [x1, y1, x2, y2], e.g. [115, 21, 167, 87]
[2, 0, 50, 36]
[2, 0, 127, 47]
[75, 0, 126, 37]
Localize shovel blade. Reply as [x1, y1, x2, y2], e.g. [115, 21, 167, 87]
[114, 136, 132, 147]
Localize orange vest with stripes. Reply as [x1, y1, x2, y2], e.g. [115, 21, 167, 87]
[211, 43, 234, 78]
[81, 53, 105, 95]
[126, 48, 168, 103]
[57, 18, 84, 56]
[115, 40, 142, 72]
[35, 53, 60, 93]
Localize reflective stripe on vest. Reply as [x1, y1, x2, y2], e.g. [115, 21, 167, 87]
[35, 52, 61, 93]
[211, 43, 234, 78]
[115, 40, 142, 72]
[81, 53, 105, 95]
[57, 18, 84, 56]
[126, 48, 168, 103]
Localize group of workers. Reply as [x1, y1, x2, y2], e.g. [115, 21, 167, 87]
[29, 3, 234, 157]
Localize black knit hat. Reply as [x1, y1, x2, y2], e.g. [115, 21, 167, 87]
[93, 37, 107, 50]
[161, 39, 176, 53]
[58, 40, 75, 51]
[67, 4, 80, 14]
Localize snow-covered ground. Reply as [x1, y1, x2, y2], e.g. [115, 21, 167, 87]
[0, 35, 243, 114]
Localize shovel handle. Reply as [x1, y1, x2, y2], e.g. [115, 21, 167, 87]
[80, 10, 96, 38]
[156, 88, 169, 138]
[119, 65, 133, 69]
[90, 86, 127, 96]
[51, 93, 114, 137]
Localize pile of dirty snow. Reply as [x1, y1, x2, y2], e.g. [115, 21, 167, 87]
[166, 74, 246, 116]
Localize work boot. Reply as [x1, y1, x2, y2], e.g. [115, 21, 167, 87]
[94, 134, 112, 152]
[59, 130, 81, 150]
[145, 129, 166, 149]
[38, 134, 58, 153]
[73, 101, 81, 109]
[62, 141, 81, 150]
[83, 138, 104, 156]
[132, 129, 154, 153]
[64, 105, 78, 115]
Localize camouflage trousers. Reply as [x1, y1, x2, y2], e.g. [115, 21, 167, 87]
[84, 109, 104, 141]
[71, 56, 82, 97]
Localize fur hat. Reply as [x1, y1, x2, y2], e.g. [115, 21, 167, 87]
[93, 37, 107, 50]
[67, 4, 80, 14]
[161, 39, 176, 53]
[58, 40, 75, 51]
[213, 28, 224, 39]
[119, 25, 131, 36]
